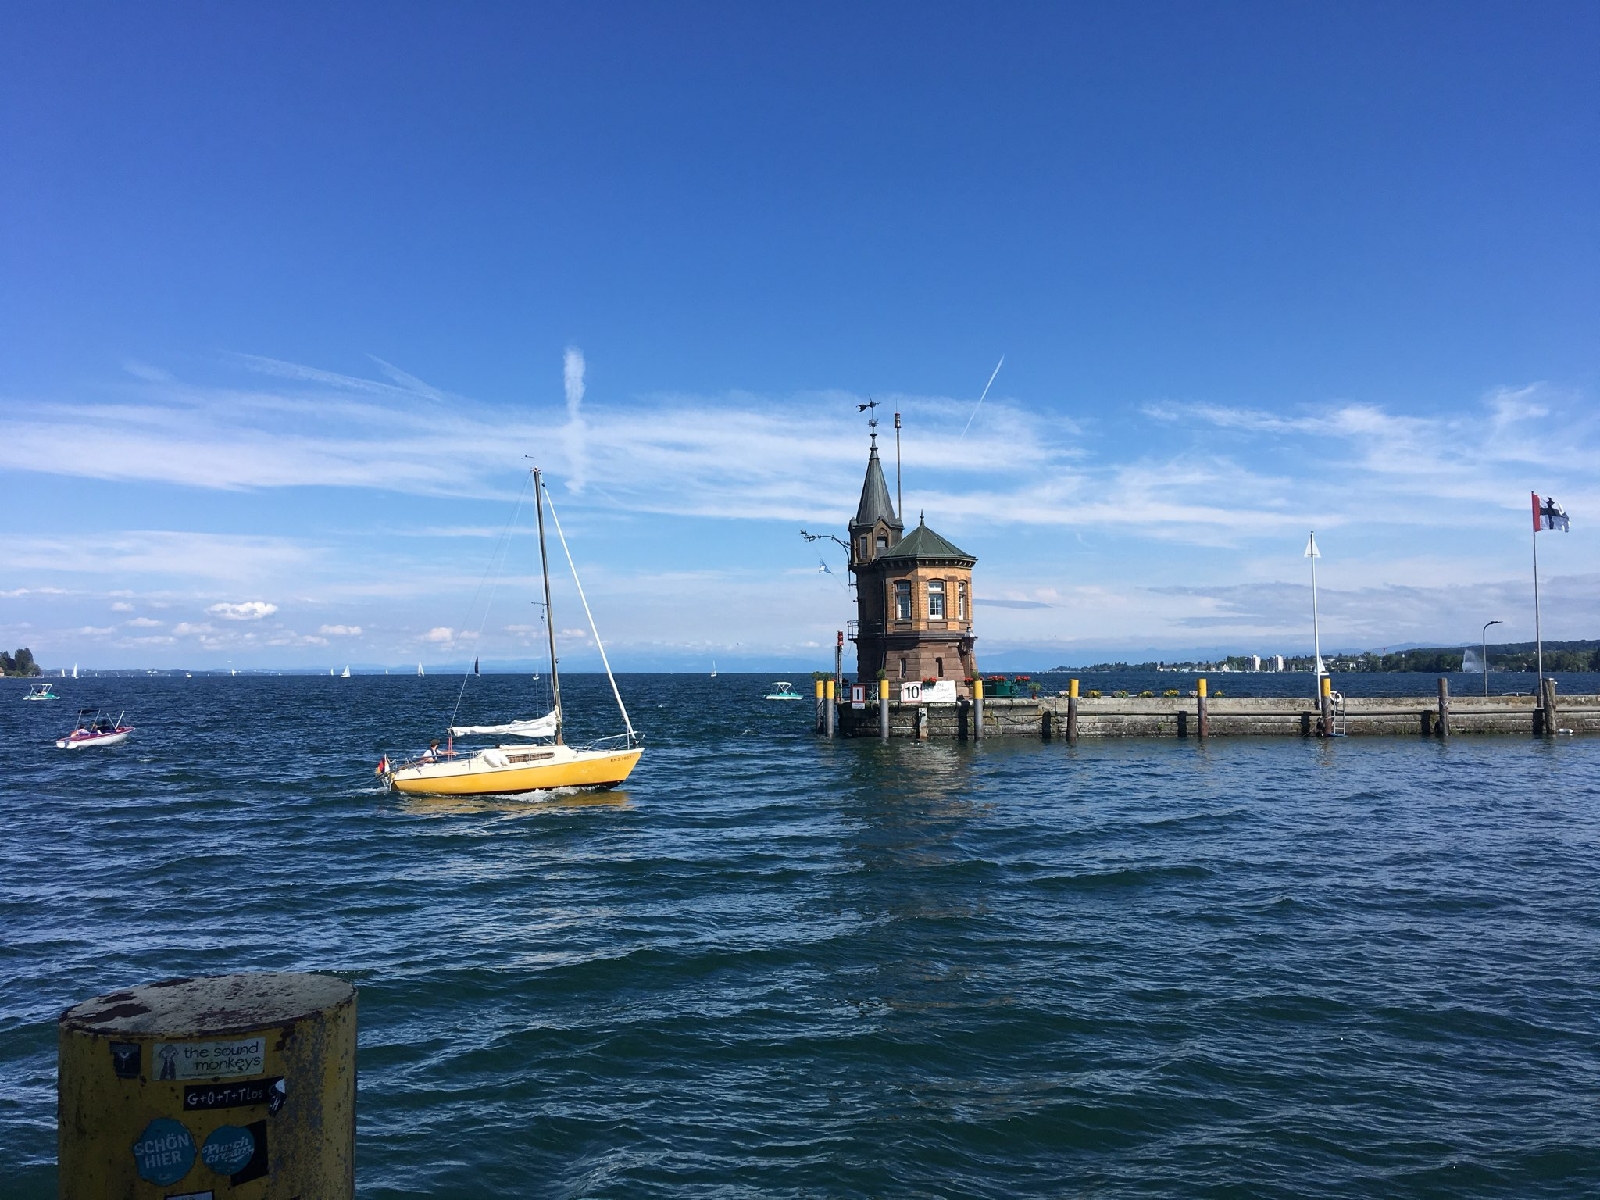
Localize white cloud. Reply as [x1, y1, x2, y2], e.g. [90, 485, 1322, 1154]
[209, 601, 279, 621]
[318, 624, 363, 636]
[423, 626, 455, 642]
[110, 601, 134, 612]
[125, 617, 162, 628]
[172, 622, 215, 636]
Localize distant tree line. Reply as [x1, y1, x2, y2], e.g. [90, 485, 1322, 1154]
[0, 647, 41, 676]
[1057, 640, 1600, 674]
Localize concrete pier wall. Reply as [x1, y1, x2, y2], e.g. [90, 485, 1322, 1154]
[832, 693, 1600, 739]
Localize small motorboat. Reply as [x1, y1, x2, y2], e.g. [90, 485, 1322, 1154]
[56, 708, 133, 749]
[764, 681, 805, 701]
[24, 683, 60, 701]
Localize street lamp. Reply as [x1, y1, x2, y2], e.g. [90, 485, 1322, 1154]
[1482, 619, 1503, 698]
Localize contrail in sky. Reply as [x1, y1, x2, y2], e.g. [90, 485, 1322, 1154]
[959, 356, 1005, 439]
[562, 346, 588, 492]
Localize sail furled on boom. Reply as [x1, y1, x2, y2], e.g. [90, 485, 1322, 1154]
[449, 712, 557, 739]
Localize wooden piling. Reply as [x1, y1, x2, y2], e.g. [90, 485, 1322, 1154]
[878, 677, 890, 741]
[1040, 709, 1053, 741]
[1066, 678, 1079, 742]
[973, 678, 984, 741]
[1543, 677, 1559, 736]
[1197, 677, 1209, 740]
[1437, 676, 1450, 739]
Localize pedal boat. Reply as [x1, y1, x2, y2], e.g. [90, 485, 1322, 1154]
[56, 710, 133, 749]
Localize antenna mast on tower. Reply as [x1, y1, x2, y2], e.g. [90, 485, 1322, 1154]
[894, 410, 903, 521]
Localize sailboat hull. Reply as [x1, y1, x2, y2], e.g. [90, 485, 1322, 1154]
[388, 746, 641, 796]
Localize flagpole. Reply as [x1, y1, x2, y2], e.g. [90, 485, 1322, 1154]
[1308, 531, 1323, 692]
[1533, 517, 1543, 693]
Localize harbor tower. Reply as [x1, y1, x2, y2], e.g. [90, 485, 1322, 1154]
[848, 436, 979, 686]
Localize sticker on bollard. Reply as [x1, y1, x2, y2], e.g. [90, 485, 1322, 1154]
[154, 1036, 266, 1080]
[110, 1041, 141, 1079]
[200, 1124, 256, 1176]
[132, 1117, 195, 1185]
[184, 1075, 285, 1113]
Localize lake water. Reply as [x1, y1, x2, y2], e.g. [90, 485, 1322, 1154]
[4, 673, 1599, 1197]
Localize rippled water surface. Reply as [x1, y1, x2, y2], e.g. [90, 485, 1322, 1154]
[4, 673, 1600, 1197]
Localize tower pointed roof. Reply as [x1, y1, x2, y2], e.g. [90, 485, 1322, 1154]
[851, 440, 900, 533]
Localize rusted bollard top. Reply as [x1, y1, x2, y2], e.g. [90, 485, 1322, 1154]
[61, 971, 354, 1036]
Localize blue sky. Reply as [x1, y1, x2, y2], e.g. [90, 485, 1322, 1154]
[2, 2, 1597, 671]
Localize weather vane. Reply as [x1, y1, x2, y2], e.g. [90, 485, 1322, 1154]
[856, 398, 880, 445]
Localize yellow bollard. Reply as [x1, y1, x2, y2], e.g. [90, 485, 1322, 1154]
[59, 972, 356, 1200]
[878, 677, 890, 740]
[1197, 677, 1208, 739]
[972, 677, 984, 741]
[1067, 677, 1079, 741]
[824, 677, 836, 737]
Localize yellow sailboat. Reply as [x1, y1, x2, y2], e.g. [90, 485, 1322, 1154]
[382, 467, 641, 797]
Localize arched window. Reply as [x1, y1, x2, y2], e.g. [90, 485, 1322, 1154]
[895, 580, 912, 621]
[927, 580, 945, 619]
[957, 580, 968, 621]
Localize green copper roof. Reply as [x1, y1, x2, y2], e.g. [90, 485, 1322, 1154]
[878, 521, 974, 562]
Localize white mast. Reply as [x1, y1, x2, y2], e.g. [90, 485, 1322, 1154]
[533, 467, 563, 744]
[1305, 532, 1324, 687]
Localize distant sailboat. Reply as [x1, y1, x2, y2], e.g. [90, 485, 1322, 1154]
[329, 668, 336, 677]
[710, 659, 718, 678]
[417, 663, 425, 676]
[72, 663, 78, 679]
[341, 666, 351, 678]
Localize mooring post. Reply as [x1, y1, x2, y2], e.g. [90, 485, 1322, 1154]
[1067, 678, 1079, 742]
[1543, 677, 1559, 737]
[824, 678, 836, 738]
[814, 678, 825, 734]
[1437, 676, 1450, 739]
[58, 972, 356, 1200]
[1319, 675, 1333, 738]
[878, 677, 890, 740]
[917, 705, 930, 741]
[973, 677, 984, 742]
[1197, 677, 1209, 739]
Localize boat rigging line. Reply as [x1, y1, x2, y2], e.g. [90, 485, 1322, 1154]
[448, 470, 534, 731]
[540, 480, 637, 745]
